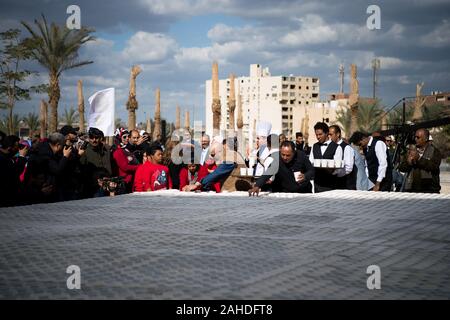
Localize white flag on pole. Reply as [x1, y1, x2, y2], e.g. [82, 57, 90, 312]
[88, 88, 115, 136]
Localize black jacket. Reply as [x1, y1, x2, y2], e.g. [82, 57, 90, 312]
[24, 141, 69, 203]
[256, 150, 314, 193]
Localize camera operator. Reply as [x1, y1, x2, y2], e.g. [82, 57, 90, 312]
[79, 128, 113, 198]
[128, 129, 150, 163]
[398, 128, 441, 193]
[57, 125, 85, 201]
[23, 132, 72, 204]
[92, 168, 126, 197]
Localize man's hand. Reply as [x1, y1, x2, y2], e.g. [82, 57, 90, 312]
[136, 135, 148, 145]
[248, 186, 261, 197]
[78, 148, 85, 157]
[41, 183, 54, 195]
[296, 172, 305, 183]
[63, 146, 72, 158]
[373, 182, 381, 192]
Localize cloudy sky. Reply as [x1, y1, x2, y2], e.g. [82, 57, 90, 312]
[1, 0, 449, 125]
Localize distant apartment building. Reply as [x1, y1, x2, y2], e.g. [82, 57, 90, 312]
[205, 64, 320, 144]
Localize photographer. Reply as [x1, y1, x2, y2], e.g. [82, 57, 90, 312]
[23, 133, 72, 204]
[58, 125, 84, 201]
[128, 129, 150, 163]
[79, 128, 113, 198]
[112, 128, 139, 193]
[0, 134, 20, 207]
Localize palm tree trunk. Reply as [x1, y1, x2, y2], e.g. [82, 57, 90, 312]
[350, 104, 358, 135]
[49, 72, 60, 133]
[77, 80, 85, 133]
[8, 105, 13, 135]
[128, 110, 136, 131]
[40, 100, 48, 139]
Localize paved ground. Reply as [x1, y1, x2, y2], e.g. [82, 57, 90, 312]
[0, 190, 449, 299]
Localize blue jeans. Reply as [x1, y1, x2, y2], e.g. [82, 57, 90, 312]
[201, 162, 235, 191]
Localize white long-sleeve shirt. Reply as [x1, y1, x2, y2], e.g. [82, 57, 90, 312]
[366, 136, 387, 182]
[200, 147, 209, 165]
[336, 139, 355, 178]
[309, 140, 342, 175]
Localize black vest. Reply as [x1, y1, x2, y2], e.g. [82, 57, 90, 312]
[312, 141, 338, 160]
[335, 141, 357, 190]
[312, 141, 338, 191]
[364, 138, 393, 191]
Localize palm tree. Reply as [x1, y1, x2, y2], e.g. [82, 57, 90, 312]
[1, 114, 21, 135]
[357, 100, 383, 132]
[21, 15, 95, 133]
[115, 117, 125, 129]
[23, 112, 40, 133]
[336, 107, 351, 137]
[336, 100, 384, 134]
[59, 107, 78, 126]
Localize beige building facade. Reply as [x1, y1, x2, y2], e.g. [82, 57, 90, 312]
[205, 64, 320, 145]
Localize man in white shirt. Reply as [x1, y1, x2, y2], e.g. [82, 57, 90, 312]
[328, 125, 357, 190]
[200, 134, 210, 165]
[349, 131, 392, 192]
[252, 121, 272, 177]
[309, 122, 342, 192]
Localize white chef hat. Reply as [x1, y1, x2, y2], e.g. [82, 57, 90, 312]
[256, 121, 272, 137]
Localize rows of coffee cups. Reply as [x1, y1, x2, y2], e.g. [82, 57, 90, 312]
[240, 168, 255, 176]
[313, 159, 345, 168]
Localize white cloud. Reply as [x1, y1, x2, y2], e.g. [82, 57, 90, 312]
[175, 47, 212, 67]
[280, 15, 338, 46]
[420, 19, 450, 48]
[122, 31, 178, 63]
[279, 15, 405, 48]
[138, 0, 231, 15]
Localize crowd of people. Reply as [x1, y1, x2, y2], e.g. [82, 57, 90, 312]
[0, 120, 443, 207]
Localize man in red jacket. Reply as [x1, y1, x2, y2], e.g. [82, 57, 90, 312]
[133, 144, 172, 192]
[112, 129, 139, 192]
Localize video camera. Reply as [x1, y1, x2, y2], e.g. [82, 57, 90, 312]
[101, 176, 126, 194]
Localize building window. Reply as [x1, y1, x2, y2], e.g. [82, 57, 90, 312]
[272, 93, 277, 97]
[299, 86, 301, 89]
[306, 86, 309, 90]
[290, 92, 295, 96]
[290, 84, 295, 89]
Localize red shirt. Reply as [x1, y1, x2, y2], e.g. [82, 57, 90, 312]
[133, 161, 172, 192]
[179, 167, 207, 191]
[198, 163, 221, 193]
[113, 147, 139, 184]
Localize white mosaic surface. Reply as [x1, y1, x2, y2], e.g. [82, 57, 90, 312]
[1, 190, 449, 299]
